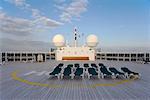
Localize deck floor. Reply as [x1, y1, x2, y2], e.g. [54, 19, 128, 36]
[0, 61, 150, 100]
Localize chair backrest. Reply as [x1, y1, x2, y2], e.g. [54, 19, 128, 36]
[55, 67, 62, 74]
[100, 66, 112, 75]
[99, 63, 104, 66]
[75, 68, 83, 75]
[84, 63, 89, 68]
[121, 67, 137, 75]
[109, 67, 118, 74]
[58, 63, 64, 67]
[68, 64, 73, 67]
[121, 67, 132, 73]
[74, 63, 80, 68]
[91, 63, 98, 68]
[88, 68, 97, 75]
[51, 66, 62, 75]
[64, 66, 72, 75]
[100, 66, 107, 71]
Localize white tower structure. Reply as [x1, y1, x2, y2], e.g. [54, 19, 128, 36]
[52, 28, 99, 61]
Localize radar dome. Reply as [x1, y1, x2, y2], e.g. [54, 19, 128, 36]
[52, 34, 65, 47]
[86, 34, 98, 47]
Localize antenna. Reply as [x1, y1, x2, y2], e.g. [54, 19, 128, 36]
[74, 27, 78, 47]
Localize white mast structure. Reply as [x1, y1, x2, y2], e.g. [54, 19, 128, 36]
[74, 27, 78, 47]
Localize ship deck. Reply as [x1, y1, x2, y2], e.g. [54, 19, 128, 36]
[0, 61, 150, 100]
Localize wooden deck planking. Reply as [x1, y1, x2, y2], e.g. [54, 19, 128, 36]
[0, 61, 150, 100]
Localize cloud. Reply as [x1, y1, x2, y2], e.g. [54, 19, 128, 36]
[31, 9, 41, 18]
[54, 0, 66, 4]
[12, 0, 26, 6]
[5, 0, 42, 18]
[0, 38, 54, 52]
[33, 16, 63, 28]
[1, 38, 149, 52]
[5, 0, 62, 22]
[0, 11, 33, 36]
[57, 0, 88, 22]
[5, 0, 30, 9]
[0, 11, 63, 36]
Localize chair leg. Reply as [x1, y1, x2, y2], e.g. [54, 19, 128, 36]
[135, 74, 141, 79]
[123, 75, 126, 79]
[112, 75, 116, 79]
[129, 74, 134, 79]
[125, 73, 128, 79]
[111, 73, 115, 79]
[98, 74, 100, 79]
[138, 73, 141, 79]
[61, 75, 63, 79]
[101, 74, 104, 79]
[88, 75, 90, 79]
[71, 75, 74, 79]
[82, 75, 84, 79]
[57, 75, 60, 79]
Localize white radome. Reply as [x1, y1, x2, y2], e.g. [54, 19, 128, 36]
[86, 34, 98, 47]
[52, 34, 65, 47]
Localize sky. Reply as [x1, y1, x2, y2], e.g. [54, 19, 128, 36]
[0, 0, 150, 51]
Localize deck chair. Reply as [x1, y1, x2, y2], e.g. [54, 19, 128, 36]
[121, 67, 140, 79]
[100, 66, 115, 78]
[49, 66, 62, 79]
[88, 68, 100, 79]
[61, 64, 73, 79]
[74, 67, 84, 79]
[109, 67, 125, 78]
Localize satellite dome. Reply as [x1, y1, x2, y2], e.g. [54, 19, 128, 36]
[86, 34, 98, 47]
[52, 34, 65, 47]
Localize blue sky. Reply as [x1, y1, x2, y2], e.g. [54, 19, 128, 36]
[0, 0, 150, 50]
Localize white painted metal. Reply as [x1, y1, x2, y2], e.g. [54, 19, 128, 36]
[56, 46, 96, 61]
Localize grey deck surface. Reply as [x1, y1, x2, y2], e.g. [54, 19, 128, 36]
[0, 61, 150, 100]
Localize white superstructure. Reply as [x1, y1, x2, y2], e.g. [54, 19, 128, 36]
[53, 28, 98, 61]
[56, 46, 95, 61]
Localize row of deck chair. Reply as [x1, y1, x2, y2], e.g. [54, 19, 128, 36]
[121, 67, 140, 79]
[87, 66, 123, 79]
[87, 63, 140, 79]
[62, 64, 85, 79]
[49, 63, 84, 79]
[49, 63, 140, 79]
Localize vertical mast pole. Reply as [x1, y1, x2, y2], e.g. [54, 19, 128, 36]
[74, 27, 77, 47]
